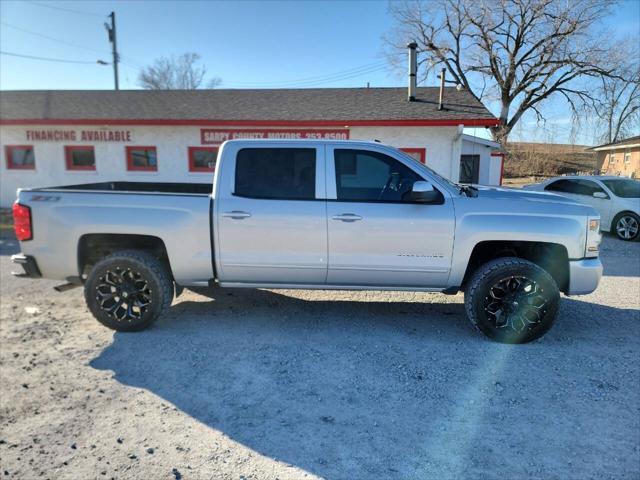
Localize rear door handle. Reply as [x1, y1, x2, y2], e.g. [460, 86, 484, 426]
[222, 211, 251, 219]
[332, 213, 362, 222]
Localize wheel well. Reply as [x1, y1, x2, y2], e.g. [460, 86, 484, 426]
[78, 234, 171, 279]
[462, 241, 569, 293]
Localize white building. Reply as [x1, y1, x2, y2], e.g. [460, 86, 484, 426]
[0, 88, 501, 207]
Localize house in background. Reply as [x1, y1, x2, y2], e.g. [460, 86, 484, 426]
[0, 88, 502, 207]
[591, 135, 640, 178]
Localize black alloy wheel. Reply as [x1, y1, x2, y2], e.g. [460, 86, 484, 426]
[95, 267, 153, 323]
[85, 250, 173, 332]
[465, 257, 560, 344]
[483, 275, 548, 332]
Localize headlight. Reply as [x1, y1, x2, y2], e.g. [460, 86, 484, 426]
[585, 217, 601, 258]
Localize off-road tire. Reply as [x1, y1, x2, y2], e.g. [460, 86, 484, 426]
[464, 257, 560, 344]
[612, 212, 640, 242]
[84, 250, 174, 332]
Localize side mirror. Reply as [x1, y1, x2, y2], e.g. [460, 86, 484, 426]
[593, 191, 608, 199]
[411, 181, 440, 203]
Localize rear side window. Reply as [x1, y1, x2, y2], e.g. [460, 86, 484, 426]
[334, 149, 422, 202]
[235, 148, 316, 200]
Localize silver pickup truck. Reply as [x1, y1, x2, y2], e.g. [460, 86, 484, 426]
[11, 139, 603, 343]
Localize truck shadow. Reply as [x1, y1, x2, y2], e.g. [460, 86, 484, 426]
[90, 289, 639, 479]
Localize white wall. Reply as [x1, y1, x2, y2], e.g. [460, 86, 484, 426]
[461, 138, 502, 185]
[0, 124, 480, 207]
[1, 124, 204, 206]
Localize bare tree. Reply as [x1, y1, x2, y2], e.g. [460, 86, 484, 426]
[138, 52, 221, 90]
[386, 0, 622, 145]
[592, 46, 640, 143]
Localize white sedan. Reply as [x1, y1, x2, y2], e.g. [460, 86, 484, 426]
[524, 176, 640, 241]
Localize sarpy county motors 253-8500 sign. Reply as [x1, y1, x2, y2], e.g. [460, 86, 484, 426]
[200, 128, 349, 145]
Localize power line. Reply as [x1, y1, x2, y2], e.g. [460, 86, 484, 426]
[1, 22, 109, 55]
[25, 0, 105, 18]
[224, 61, 389, 88]
[226, 61, 386, 85]
[0, 50, 102, 64]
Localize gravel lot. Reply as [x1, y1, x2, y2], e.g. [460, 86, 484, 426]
[0, 231, 638, 480]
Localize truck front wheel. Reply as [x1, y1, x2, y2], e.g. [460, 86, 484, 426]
[84, 250, 174, 332]
[464, 257, 560, 344]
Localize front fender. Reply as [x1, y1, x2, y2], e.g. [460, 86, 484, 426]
[448, 212, 586, 287]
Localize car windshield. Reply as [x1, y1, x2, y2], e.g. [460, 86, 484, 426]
[602, 179, 640, 198]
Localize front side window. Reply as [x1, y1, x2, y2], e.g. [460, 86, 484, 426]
[545, 179, 579, 194]
[546, 179, 607, 196]
[5, 145, 35, 170]
[334, 149, 422, 202]
[235, 148, 316, 200]
[189, 147, 217, 172]
[65, 146, 95, 170]
[126, 146, 157, 171]
[573, 180, 608, 197]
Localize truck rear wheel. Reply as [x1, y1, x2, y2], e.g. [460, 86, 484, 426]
[84, 250, 174, 332]
[464, 257, 560, 344]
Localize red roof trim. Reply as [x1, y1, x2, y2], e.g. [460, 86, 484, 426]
[0, 118, 499, 127]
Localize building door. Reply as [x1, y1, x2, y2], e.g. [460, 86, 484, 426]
[460, 154, 480, 184]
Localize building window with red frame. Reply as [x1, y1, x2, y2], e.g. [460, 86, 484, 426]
[126, 146, 157, 171]
[65, 146, 96, 171]
[5, 145, 35, 170]
[188, 147, 217, 172]
[399, 147, 426, 164]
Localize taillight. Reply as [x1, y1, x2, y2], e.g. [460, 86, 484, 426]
[12, 202, 32, 241]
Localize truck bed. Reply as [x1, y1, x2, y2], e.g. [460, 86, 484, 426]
[28, 181, 212, 196]
[16, 181, 214, 284]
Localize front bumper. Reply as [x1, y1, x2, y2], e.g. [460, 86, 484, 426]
[11, 253, 42, 278]
[567, 258, 603, 295]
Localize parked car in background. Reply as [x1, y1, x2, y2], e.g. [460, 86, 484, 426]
[524, 176, 640, 241]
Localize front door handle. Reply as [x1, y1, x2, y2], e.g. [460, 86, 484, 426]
[332, 213, 363, 222]
[222, 211, 251, 220]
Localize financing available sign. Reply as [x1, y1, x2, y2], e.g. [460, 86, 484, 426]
[200, 128, 349, 145]
[25, 129, 133, 142]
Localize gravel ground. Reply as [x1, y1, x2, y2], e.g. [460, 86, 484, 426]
[0, 232, 638, 480]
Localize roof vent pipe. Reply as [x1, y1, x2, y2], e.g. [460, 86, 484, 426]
[407, 42, 417, 101]
[438, 68, 446, 110]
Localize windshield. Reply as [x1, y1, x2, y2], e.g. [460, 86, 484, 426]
[602, 179, 640, 198]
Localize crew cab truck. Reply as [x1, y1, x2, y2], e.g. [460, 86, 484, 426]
[11, 140, 603, 343]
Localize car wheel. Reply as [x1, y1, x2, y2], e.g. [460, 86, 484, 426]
[84, 250, 174, 332]
[613, 212, 640, 241]
[464, 257, 560, 344]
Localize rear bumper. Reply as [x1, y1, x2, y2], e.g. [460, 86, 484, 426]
[567, 258, 603, 295]
[11, 254, 42, 278]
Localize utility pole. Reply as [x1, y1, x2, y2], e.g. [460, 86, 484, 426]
[105, 12, 119, 90]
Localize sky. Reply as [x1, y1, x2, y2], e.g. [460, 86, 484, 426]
[1, 0, 639, 145]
